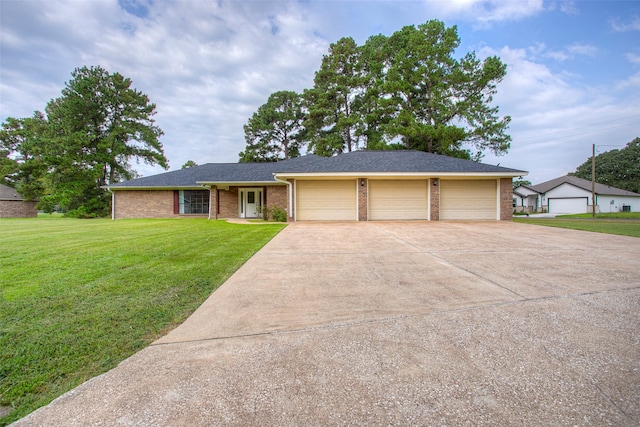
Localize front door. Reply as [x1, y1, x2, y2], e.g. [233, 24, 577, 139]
[239, 189, 262, 218]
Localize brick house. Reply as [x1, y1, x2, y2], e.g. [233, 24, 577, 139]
[0, 183, 38, 218]
[107, 151, 527, 221]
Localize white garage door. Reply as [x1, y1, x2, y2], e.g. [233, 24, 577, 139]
[440, 180, 497, 220]
[548, 198, 588, 214]
[296, 180, 357, 220]
[369, 180, 428, 220]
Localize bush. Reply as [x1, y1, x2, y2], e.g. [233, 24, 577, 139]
[272, 206, 287, 222]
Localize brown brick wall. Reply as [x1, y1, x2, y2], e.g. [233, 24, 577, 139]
[114, 190, 175, 218]
[430, 178, 440, 221]
[0, 200, 38, 218]
[265, 185, 286, 211]
[358, 178, 368, 221]
[218, 187, 239, 218]
[265, 185, 288, 221]
[500, 178, 514, 221]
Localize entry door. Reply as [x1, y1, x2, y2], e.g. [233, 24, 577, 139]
[240, 189, 262, 218]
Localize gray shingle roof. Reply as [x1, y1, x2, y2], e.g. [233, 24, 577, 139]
[529, 175, 640, 197]
[275, 150, 525, 173]
[109, 151, 526, 189]
[0, 183, 25, 200]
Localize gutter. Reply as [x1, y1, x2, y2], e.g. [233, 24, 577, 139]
[272, 171, 529, 179]
[273, 174, 293, 221]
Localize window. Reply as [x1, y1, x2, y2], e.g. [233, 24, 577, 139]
[176, 190, 209, 214]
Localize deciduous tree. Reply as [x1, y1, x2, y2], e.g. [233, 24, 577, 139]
[571, 138, 640, 193]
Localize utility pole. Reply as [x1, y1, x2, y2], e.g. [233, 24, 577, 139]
[591, 144, 596, 218]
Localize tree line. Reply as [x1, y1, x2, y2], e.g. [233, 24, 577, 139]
[571, 137, 640, 194]
[0, 66, 168, 217]
[240, 20, 512, 163]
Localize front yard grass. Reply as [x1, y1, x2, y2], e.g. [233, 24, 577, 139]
[0, 218, 286, 425]
[514, 217, 640, 237]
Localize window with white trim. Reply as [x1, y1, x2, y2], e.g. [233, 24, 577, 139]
[177, 190, 209, 214]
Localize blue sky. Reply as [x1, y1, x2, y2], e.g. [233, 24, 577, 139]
[1, 0, 638, 183]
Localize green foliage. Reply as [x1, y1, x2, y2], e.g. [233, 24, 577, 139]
[0, 112, 49, 200]
[304, 37, 364, 155]
[254, 205, 287, 222]
[0, 218, 286, 424]
[181, 160, 198, 169]
[374, 21, 511, 159]
[570, 137, 640, 193]
[271, 205, 287, 222]
[244, 20, 511, 161]
[240, 91, 305, 162]
[1, 65, 168, 216]
[513, 178, 532, 188]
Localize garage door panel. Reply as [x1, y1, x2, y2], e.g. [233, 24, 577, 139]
[440, 180, 497, 220]
[369, 180, 428, 220]
[549, 198, 587, 214]
[296, 180, 356, 221]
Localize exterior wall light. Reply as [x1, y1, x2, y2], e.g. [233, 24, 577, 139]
[361, 179, 365, 186]
[433, 179, 439, 186]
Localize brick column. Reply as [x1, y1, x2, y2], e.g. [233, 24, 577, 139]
[500, 178, 514, 221]
[430, 178, 440, 221]
[358, 178, 368, 221]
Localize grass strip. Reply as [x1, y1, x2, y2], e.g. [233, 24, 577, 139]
[0, 218, 285, 425]
[514, 217, 640, 237]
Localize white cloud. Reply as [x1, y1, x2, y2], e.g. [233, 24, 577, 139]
[616, 72, 640, 90]
[428, 0, 544, 26]
[479, 44, 639, 182]
[610, 16, 640, 32]
[625, 52, 640, 65]
[533, 42, 598, 62]
[1, 0, 638, 183]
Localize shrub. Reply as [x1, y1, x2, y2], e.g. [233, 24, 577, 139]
[272, 206, 287, 222]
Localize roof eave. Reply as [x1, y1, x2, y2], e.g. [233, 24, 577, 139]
[196, 180, 282, 186]
[105, 185, 206, 191]
[274, 171, 527, 179]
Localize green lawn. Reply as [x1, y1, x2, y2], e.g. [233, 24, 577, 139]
[556, 212, 640, 219]
[0, 218, 286, 425]
[514, 217, 640, 237]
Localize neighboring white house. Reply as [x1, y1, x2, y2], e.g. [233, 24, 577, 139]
[526, 175, 640, 214]
[513, 186, 543, 213]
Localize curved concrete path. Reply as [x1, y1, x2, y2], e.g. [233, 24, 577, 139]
[14, 222, 640, 426]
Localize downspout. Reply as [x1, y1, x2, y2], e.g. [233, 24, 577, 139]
[201, 184, 212, 220]
[107, 187, 115, 220]
[273, 174, 292, 221]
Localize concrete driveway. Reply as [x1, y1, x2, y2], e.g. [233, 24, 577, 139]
[15, 222, 640, 426]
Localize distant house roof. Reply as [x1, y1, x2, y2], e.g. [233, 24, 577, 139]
[529, 175, 640, 197]
[0, 183, 26, 201]
[108, 151, 527, 189]
[513, 188, 527, 197]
